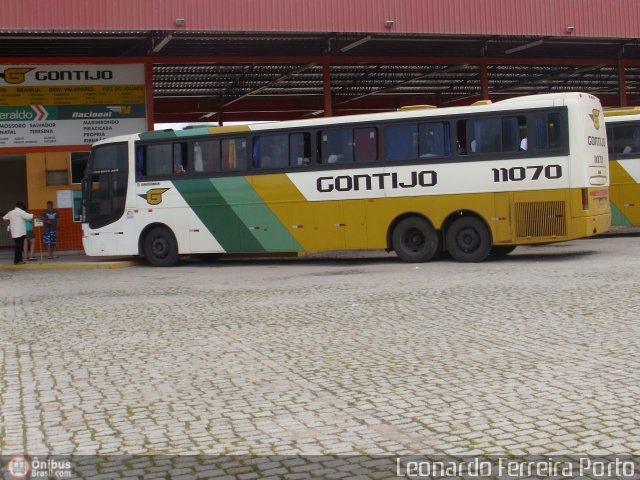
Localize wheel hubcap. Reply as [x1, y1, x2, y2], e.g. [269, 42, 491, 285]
[152, 237, 169, 258]
[457, 227, 480, 252]
[403, 228, 425, 252]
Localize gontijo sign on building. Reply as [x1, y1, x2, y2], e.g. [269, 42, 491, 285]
[0, 64, 147, 147]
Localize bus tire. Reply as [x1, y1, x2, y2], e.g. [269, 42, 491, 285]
[392, 217, 441, 263]
[445, 216, 492, 263]
[491, 245, 516, 257]
[143, 226, 179, 267]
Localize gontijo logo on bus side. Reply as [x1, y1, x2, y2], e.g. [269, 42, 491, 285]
[587, 109, 606, 147]
[0, 68, 34, 84]
[139, 188, 170, 205]
[589, 109, 601, 130]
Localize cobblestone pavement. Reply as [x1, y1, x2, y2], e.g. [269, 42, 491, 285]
[1, 236, 640, 462]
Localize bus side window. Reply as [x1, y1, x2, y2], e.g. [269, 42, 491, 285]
[145, 144, 174, 176]
[502, 116, 526, 153]
[193, 140, 220, 173]
[135, 145, 146, 177]
[321, 129, 354, 164]
[532, 112, 563, 151]
[173, 143, 187, 174]
[221, 137, 248, 171]
[469, 118, 501, 153]
[606, 126, 615, 155]
[194, 140, 220, 172]
[354, 127, 377, 162]
[255, 134, 288, 169]
[385, 124, 418, 160]
[290, 132, 311, 166]
[611, 124, 640, 155]
[456, 121, 467, 155]
[419, 122, 450, 158]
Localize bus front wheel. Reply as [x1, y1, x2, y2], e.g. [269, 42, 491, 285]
[445, 217, 492, 263]
[392, 217, 441, 262]
[143, 227, 179, 267]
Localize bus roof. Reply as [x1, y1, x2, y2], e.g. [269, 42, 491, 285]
[91, 91, 591, 146]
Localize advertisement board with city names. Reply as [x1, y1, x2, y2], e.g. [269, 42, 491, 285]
[0, 64, 147, 147]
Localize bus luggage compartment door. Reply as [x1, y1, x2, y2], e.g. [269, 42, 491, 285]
[493, 192, 512, 243]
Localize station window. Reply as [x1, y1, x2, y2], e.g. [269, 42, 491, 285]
[70, 152, 89, 184]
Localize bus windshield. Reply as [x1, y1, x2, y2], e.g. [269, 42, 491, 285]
[82, 142, 129, 230]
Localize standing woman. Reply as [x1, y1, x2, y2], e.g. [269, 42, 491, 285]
[3, 201, 34, 265]
[43, 200, 58, 259]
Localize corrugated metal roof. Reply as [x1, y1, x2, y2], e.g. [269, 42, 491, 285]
[2, 0, 639, 122]
[3, 0, 640, 38]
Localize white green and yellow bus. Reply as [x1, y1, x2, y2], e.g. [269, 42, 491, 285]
[81, 92, 610, 266]
[605, 107, 640, 226]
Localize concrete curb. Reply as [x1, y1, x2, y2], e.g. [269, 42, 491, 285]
[0, 260, 140, 271]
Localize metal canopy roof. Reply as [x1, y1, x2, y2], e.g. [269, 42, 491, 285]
[1, 29, 639, 123]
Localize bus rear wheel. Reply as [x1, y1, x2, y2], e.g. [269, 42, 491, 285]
[143, 226, 179, 267]
[392, 217, 441, 262]
[445, 216, 492, 263]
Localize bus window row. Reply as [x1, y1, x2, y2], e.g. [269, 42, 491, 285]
[135, 110, 566, 179]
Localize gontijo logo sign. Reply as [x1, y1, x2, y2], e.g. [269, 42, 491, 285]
[0, 67, 114, 85]
[0, 68, 33, 84]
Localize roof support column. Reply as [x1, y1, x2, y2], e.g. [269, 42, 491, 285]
[479, 60, 489, 100]
[145, 60, 155, 130]
[618, 58, 627, 107]
[323, 58, 333, 117]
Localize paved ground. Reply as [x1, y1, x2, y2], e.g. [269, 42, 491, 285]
[1, 236, 640, 475]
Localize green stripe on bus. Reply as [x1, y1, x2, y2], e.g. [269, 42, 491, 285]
[172, 178, 262, 252]
[219, 178, 302, 252]
[211, 177, 302, 252]
[173, 177, 301, 252]
[610, 202, 632, 226]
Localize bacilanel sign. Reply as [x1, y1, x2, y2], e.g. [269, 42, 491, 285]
[0, 64, 147, 147]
